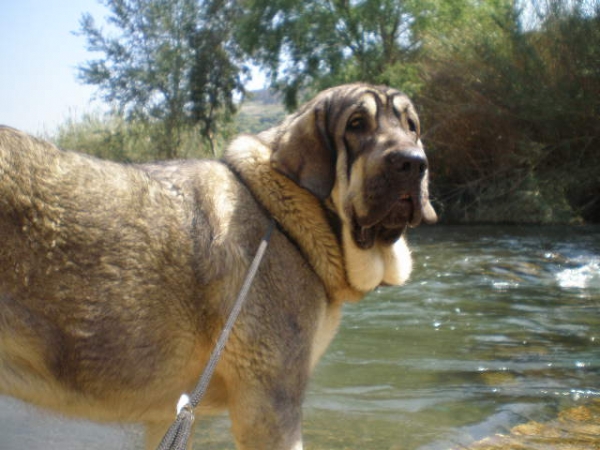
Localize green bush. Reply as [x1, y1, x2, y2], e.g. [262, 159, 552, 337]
[418, 3, 600, 223]
[51, 113, 221, 162]
[49, 92, 284, 162]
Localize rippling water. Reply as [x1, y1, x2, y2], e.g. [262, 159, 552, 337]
[1, 226, 598, 449]
[301, 225, 600, 450]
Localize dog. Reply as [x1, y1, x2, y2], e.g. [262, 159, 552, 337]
[0, 83, 436, 449]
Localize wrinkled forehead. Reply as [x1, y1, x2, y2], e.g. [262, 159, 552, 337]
[335, 86, 414, 119]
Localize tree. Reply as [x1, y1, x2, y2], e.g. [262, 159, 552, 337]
[236, 0, 421, 109]
[77, 0, 246, 158]
[188, 0, 248, 155]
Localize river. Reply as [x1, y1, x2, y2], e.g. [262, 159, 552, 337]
[1, 226, 599, 449]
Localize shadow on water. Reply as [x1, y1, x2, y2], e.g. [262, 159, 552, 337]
[0, 226, 598, 449]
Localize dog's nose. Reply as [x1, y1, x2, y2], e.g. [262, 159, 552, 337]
[386, 149, 428, 179]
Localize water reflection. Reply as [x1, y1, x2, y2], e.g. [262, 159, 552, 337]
[0, 226, 598, 449]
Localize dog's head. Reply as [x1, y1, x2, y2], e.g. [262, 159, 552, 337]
[268, 83, 437, 291]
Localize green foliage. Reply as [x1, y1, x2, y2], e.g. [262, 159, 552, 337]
[419, 0, 600, 223]
[52, 112, 219, 162]
[50, 92, 283, 162]
[77, 0, 246, 157]
[237, 0, 421, 109]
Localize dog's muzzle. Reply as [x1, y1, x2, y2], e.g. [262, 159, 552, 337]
[351, 148, 437, 249]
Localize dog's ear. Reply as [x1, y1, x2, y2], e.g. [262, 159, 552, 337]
[270, 98, 336, 200]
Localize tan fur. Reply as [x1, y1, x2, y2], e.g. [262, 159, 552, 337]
[0, 83, 435, 449]
[225, 135, 363, 304]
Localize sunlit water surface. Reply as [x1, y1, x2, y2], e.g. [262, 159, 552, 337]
[1, 226, 598, 449]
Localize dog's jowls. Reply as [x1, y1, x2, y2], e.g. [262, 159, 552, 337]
[0, 83, 435, 449]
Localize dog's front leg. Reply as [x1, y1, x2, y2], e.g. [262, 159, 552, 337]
[228, 382, 304, 450]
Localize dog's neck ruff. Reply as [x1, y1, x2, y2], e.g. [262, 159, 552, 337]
[224, 135, 364, 303]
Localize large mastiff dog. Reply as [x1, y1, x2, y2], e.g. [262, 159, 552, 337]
[0, 83, 436, 449]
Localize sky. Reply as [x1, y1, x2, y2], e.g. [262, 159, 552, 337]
[0, 0, 266, 136]
[0, 0, 111, 135]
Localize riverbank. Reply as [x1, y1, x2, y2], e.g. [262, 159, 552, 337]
[429, 178, 597, 226]
[464, 400, 600, 450]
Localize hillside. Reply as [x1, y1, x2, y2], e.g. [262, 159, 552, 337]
[235, 89, 286, 135]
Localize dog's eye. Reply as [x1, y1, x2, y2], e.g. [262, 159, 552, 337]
[407, 118, 418, 134]
[347, 117, 366, 132]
